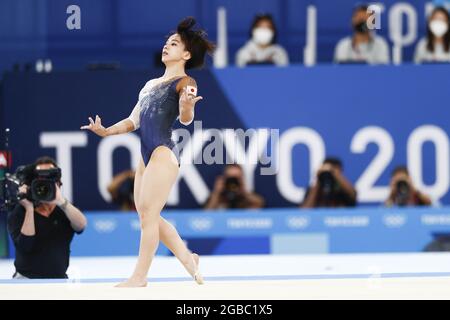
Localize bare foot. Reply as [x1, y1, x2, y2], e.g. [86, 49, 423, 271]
[191, 253, 204, 285]
[115, 278, 148, 288]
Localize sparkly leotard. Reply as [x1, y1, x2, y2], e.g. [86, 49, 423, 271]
[128, 76, 189, 166]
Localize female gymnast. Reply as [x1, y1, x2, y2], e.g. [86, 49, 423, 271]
[81, 17, 214, 287]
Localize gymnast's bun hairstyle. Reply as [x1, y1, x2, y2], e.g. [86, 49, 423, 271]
[174, 17, 215, 69]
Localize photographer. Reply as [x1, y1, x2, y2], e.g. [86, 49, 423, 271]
[385, 166, 432, 207]
[204, 164, 265, 210]
[7, 156, 87, 279]
[107, 169, 136, 211]
[301, 157, 357, 208]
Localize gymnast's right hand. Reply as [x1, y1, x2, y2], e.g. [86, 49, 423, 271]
[80, 115, 108, 137]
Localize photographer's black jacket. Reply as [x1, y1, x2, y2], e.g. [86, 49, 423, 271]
[7, 204, 83, 279]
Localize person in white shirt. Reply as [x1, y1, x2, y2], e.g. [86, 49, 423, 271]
[334, 4, 390, 65]
[414, 6, 450, 64]
[236, 13, 289, 67]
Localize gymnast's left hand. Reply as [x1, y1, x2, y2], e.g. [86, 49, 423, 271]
[80, 115, 108, 137]
[179, 87, 203, 110]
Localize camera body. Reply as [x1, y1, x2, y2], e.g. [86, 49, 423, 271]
[0, 163, 61, 210]
[116, 177, 135, 204]
[318, 171, 336, 197]
[395, 179, 410, 206]
[222, 177, 242, 208]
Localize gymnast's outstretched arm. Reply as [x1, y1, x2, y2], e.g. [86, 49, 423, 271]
[81, 107, 137, 137]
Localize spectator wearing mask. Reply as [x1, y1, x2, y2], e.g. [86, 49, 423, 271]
[385, 166, 432, 207]
[204, 164, 265, 209]
[334, 4, 390, 64]
[301, 157, 357, 208]
[236, 13, 289, 67]
[414, 7, 450, 64]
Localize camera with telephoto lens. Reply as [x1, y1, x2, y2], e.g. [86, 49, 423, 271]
[395, 180, 410, 206]
[116, 177, 134, 204]
[318, 170, 336, 198]
[0, 163, 61, 210]
[222, 177, 242, 208]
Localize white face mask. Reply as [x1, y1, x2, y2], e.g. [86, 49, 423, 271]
[357, 42, 369, 52]
[430, 20, 449, 38]
[252, 27, 274, 46]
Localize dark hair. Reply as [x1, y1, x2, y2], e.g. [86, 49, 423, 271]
[34, 156, 58, 168]
[391, 165, 409, 177]
[224, 164, 243, 172]
[171, 17, 215, 69]
[426, 7, 450, 53]
[353, 3, 369, 15]
[249, 13, 277, 44]
[323, 157, 343, 170]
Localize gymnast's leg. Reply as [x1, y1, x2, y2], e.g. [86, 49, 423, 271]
[159, 217, 203, 284]
[127, 157, 203, 284]
[116, 146, 179, 287]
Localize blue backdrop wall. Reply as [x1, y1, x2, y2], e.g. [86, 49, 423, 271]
[1, 65, 449, 210]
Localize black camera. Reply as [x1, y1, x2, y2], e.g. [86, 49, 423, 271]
[395, 180, 410, 206]
[318, 171, 336, 196]
[116, 177, 135, 204]
[0, 163, 61, 210]
[222, 177, 242, 208]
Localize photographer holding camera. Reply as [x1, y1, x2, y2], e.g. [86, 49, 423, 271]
[385, 166, 432, 207]
[107, 169, 136, 211]
[204, 164, 265, 210]
[301, 157, 357, 208]
[6, 156, 87, 279]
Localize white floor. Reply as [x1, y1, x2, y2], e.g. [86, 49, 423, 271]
[1, 253, 450, 299]
[2, 252, 450, 279]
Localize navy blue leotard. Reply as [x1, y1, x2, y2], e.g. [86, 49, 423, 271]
[128, 76, 186, 166]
